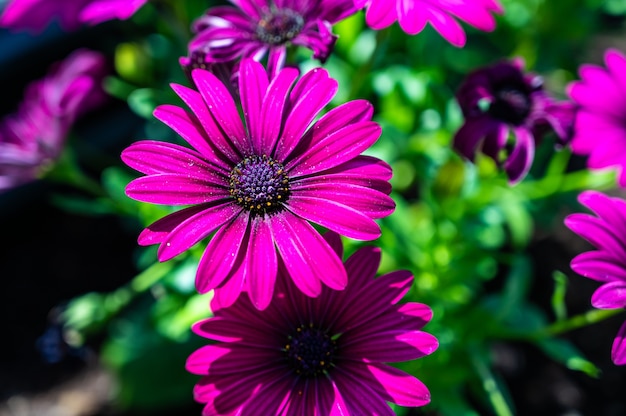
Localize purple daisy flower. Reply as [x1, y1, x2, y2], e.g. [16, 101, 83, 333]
[568, 49, 626, 187]
[0, 0, 147, 32]
[186, 0, 357, 77]
[0, 49, 107, 191]
[187, 232, 438, 415]
[565, 191, 626, 365]
[354, 0, 504, 47]
[121, 59, 395, 310]
[453, 58, 576, 183]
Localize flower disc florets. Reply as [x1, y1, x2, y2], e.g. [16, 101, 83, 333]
[229, 154, 290, 216]
[256, 8, 304, 45]
[489, 83, 534, 125]
[285, 324, 336, 378]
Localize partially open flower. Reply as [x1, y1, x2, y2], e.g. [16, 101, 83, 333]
[453, 58, 575, 183]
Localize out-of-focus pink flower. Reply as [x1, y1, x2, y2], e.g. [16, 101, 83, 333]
[0, 0, 148, 32]
[0, 49, 108, 191]
[568, 49, 626, 187]
[565, 191, 626, 365]
[355, 0, 504, 47]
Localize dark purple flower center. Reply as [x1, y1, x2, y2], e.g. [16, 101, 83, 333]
[229, 155, 290, 215]
[256, 9, 304, 45]
[285, 324, 337, 378]
[489, 86, 532, 125]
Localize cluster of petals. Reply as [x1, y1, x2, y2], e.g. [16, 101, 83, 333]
[0, 0, 147, 32]
[355, 0, 504, 47]
[187, 232, 438, 415]
[453, 58, 576, 183]
[0, 49, 107, 191]
[567, 49, 626, 187]
[121, 59, 395, 310]
[185, 0, 357, 77]
[565, 191, 626, 365]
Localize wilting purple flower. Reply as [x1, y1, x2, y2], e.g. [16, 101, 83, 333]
[121, 59, 394, 310]
[568, 49, 626, 187]
[187, 232, 438, 415]
[355, 0, 503, 47]
[565, 191, 626, 365]
[186, 0, 357, 77]
[0, 0, 147, 32]
[0, 49, 107, 191]
[453, 58, 576, 183]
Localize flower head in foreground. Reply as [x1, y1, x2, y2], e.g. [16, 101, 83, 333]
[0, 49, 107, 191]
[453, 58, 576, 183]
[565, 191, 626, 365]
[568, 49, 626, 187]
[355, 0, 503, 47]
[0, 0, 147, 32]
[121, 59, 394, 310]
[187, 0, 357, 77]
[187, 232, 438, 415]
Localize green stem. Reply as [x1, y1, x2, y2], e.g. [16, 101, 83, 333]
[531, 308, 624, 339]
[469, 346, 514, 416]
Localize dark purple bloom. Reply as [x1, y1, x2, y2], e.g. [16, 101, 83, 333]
[187, 232, 438, 415]
[186, 0, 357, 77]
[0, 0, 147, 32]
[121, 59, 394, 310]
[355, 0, 503, 47]
[565, 191, 626, 365]
[0, 49, 107, 191]
[568, 49, 626, 187]
[453, 58, 576, 183]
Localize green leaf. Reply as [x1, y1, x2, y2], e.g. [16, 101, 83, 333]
[536, 338, 600, 378]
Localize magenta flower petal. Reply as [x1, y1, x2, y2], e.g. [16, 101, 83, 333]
[569, 49, 626, 186]
[187, 234, 437, 413]
[126, 174, 228, 205]
[157, 202, 241, 262]
[246, 217, 278, 310]
[350, 362, 432, 407]
[258, 67, 300, 154]
[592, 281, 626, 309]
[0, 0, 146, 32]
[358, 0, 503, 47]
[123, 60, 393, 308]
[288, 196, 381, 240]
[570, 251, 626, 282]
[270, 213, 346, 295]
[454, 59, 575, 183]
[566, 190, 626, 365]
[612, 321, 626, 365]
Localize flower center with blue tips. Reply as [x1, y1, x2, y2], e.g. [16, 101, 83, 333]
[229, 155, 290, 215]
[285, 324, 337, 378]
[256, 9, 304, 45]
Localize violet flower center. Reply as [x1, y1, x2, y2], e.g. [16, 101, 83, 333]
[489, 86, 532, 125]
[285, 324, 336, 378]
[256, 9, 304, 45]
[229, 155, 290, 215]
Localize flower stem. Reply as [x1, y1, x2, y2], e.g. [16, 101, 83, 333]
[530, 308, 624, 339]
